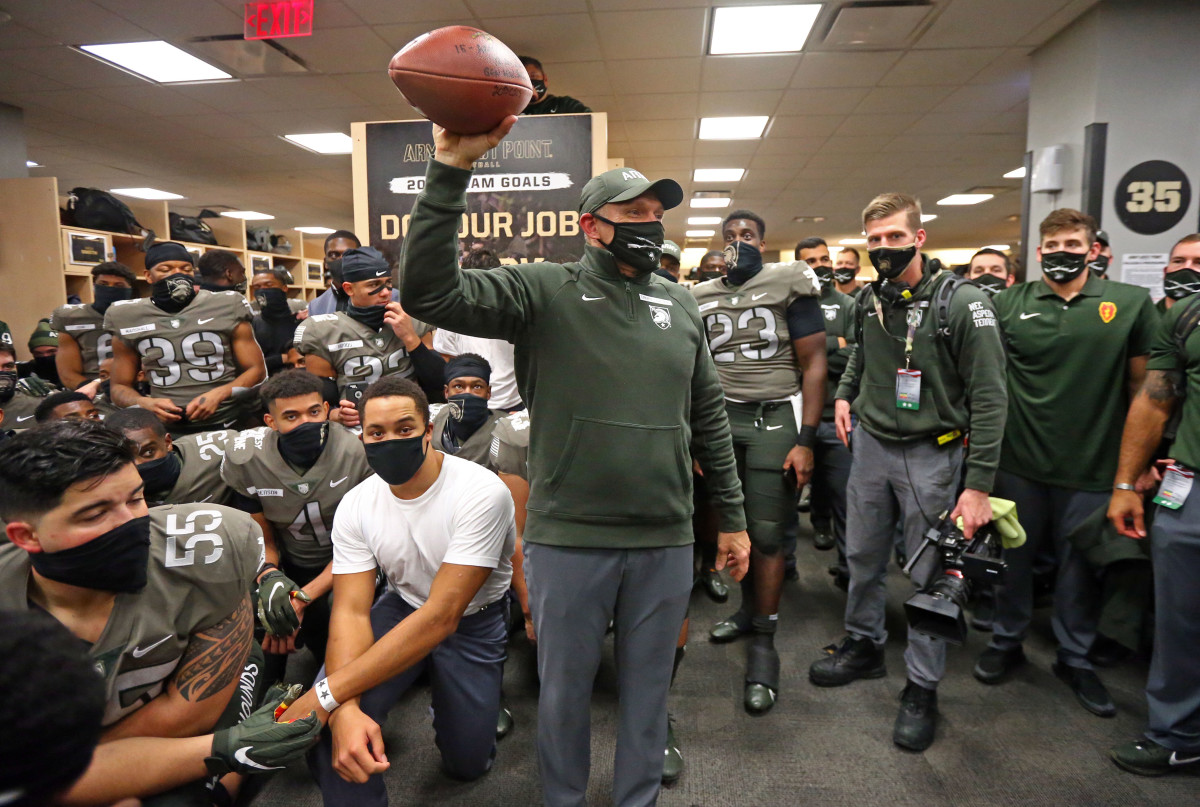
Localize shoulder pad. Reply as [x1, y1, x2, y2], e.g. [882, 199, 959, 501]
[311, 314, 340, 323]
[150, 504, 264, 585]
[110, 298, 139, 308]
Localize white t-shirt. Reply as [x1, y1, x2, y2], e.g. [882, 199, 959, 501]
[331, 454, 516, 614]
[432, 329, 522, 410]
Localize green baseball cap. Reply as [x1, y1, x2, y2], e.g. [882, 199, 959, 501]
[579, 167, 683, 215]
[661, 240, 682, 261]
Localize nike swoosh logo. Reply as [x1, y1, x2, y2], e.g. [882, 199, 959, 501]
[131, 635, 172, 658]
[267, 581, 286, 612]
[330, 476, 348, 488]
[1170, 752, 1200, 766]
[198, 495, 213, 503]
[766, 425, 784, 430]
[582, 295, 605, 301]
[222, 420, 237, 428]
[234, 746, 283, 771]
[16, 415, 33, 422]
[752, 292, 768, 301]
[1019, 312, 1041, 319]
[198, 318, 215, 325]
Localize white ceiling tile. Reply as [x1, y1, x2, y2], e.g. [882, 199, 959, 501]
[617, 92, 697, 121]
[817, 135, 893, 154]
[94, 0, 243, 39]
[968, 48, 1033, 86]
[917, 0, 1063, 49]
[0, 46, 147, 89]
[622, 119, 696, 141]
[692, 140, 759, 158]
[755, 136, 827, 156]
[769, 116, 844, 138]
[697, 90, 782, 117]
[469, 0, 589, 16]
[833, 114, 915, 137]
[609, 58, 700, 95]
[10, 0, 153, 42]
[879, 48, 1007, 86]
[482, 15, 602, 64]
[536, 61, 612, 97]
[700, 55, 802, 92]
[636, 141, 694, 158]
[778, 87, 872, 116]
[852, 85, 955, 115]
[371, 20, 478, 52]
[275, 26, 396, 75]
[931, 83, 1029, 115]
[340, 0, 475, 25]
[593, 9, 707, 60]
[790, 51, 903, 88]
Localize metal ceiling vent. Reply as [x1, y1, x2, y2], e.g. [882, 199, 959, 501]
[822, 1, 933, 48]
[187, 35, 309, 77]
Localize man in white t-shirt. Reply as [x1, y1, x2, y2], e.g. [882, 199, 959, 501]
[432, 249, 523, 411]
[282, 375, 516, 804]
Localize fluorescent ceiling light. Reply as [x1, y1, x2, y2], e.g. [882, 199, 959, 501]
[690, 197, 731, 208]
[25, 160, 40, 168]
[984, 244, 1011, 250]
[220, 210, 275, 221]
[693, 168, 745, 182]
[938, 194, 994, 206]
[283, 133, 354, 155]
[699, 116, 768, 140]
[80, 41, 231, 84]
[681, 248, 709, 262]
[920, 214, 938, 222]
[688, 216, 723, 225]
[839, 238, 867, 245]
[686, 229, 716, 237]
[110, 187, 183, 200]
[1004, 167, 1026, 179]
[294, 226, 337, 234]
[709, 5, 821, 55]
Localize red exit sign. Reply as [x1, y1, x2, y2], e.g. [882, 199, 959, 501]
[245, 0, 314, 40]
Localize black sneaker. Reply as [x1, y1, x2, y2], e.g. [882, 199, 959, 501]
[696, 568, 729, 603]
[973, 646, 1026, 685]
[809, 635, 886, 687]
[812, 527, 835, 551]
[709, 610, 752, 643]
[827, 565, 849, 592]
[1052, 662, 1116, 717]
[893, 680, 938, 751]
[1088, 635, 1132, 668]
[1111, 738, 1200, 776]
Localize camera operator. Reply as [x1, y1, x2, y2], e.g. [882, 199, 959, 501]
[807, 193, 1007, 752]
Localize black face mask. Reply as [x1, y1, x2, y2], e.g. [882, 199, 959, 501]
[347, 303, 387, 331]
[29, 514, 151, 594]
[444, 394, 490, 444]
[32, 355, 59, 385]
[151, 273, 197, 313]
[277, 421, 328, 471]
[531, 79, 547, 100]
[1164, 268, 1200, 301]
[833, 268, 856, 285]
[1041, 250, 1089, 284]
[972, 275, 1008, 297]
[1088, 254, 1110, 277]
[365, 434, 428, 486]
[0, 370, 16, 404]
[652, 268, 678, 283]
[724, 241, 764, 286]
[137, 451, 182, 497]
[868, 244, 918, 280]
[256, 288, 292, 318]
[813, 266, 834, 290]
[92, 284, 133, 315]
[593, 215, 664, 276]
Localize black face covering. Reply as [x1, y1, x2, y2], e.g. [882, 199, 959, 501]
[256, 288, 292, 318]
[1041, 250, 1089, 284]
[277, 421, 328, 470]
[137, 451, 182, 497]
[29, 515, 151, 593]
[592, 215, 664, 276]
[347, 303, 387, 331]
[833, 268, 856, 285]
[813, 266, 834, 290]
[868, 244, 918, 280]
[150, 274, 197, 313]
[364, 434, 428, 486]
[0, 370, 16, 404]
[971, 274, 1008, 297]
[531, 79, 547, 100]
[92, 284, 133, 315]
[652, 268, 678, 283]
[1164, 268, 1200, 301]
[32, 355, 59, 386]
[1088, 254, 1110, 277]
[444, 394, 490, 444]
[724, 241, 764, 286]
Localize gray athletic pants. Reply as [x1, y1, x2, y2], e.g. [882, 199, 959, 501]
[524, 542, 692, 807]
[1146, 488, 1200, 752]
[311, 591, 508, 807]
[987, 470, 1107, 669]
[843, 428, 962, 689]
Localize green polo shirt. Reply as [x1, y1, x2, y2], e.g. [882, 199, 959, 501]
[1155, 296, 1170, 318]
[1146, 295, 1200, 470]
[995, 274, 1158, 491]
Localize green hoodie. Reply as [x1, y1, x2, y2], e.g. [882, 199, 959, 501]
[400, 159, 746, 549]
[835, 265, 1007, 492]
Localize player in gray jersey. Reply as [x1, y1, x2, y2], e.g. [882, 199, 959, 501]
[104, 242, 267, 436]
[51, 261, 138, 390]
[431, 354, 504, 465]
[221, 370, 372, 675]
[105, 407, 235, 508]
[0, 421, 320, 804]
[691, 209, 828, 715]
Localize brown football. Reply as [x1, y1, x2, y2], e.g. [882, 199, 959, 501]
[388, 26, 533, 135]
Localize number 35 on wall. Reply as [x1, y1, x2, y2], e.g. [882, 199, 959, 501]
[1115, 160, 1192, 235]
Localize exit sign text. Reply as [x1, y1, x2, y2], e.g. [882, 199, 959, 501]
[245, 0, 314, 40]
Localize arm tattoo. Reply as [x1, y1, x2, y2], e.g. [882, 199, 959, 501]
[1143, 369, 1181, 404]
[173, 596, 254, 702]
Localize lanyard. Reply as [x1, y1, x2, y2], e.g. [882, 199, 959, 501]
[874, 297, 922, 369]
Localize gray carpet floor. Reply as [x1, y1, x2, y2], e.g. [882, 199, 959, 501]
[250, 520, 1198, 807]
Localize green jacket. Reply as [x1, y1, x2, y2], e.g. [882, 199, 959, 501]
[835, 266, 1008, 492]
[819, 284, 856, 421]
[400, 159, 746, 549]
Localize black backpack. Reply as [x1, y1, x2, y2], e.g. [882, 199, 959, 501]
[66, 188, 155, 248]
[169, 211, 218, 245]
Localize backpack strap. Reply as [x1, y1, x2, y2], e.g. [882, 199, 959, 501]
[1173, 294, 1200, 362]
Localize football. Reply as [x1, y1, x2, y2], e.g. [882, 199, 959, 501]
[388, 26, 533, 135]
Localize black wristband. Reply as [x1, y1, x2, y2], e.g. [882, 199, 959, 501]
[795, 425, 817, 449]
[257, 562, 279, 580]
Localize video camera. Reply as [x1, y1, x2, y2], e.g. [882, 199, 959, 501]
[902, 514, 1006, 645]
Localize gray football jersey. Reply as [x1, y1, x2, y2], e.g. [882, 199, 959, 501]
[149, 430, 236, 508]
[488, 410, 530, 481]
[294, 312, 431, 400]
[104, 290, 255, 416]
[430, 403, 503, 466]
[50, 303, 111, 380]
[221, 423, 373, 569]
[691, 261, 821, 401]
[0, 503, 264, 726]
